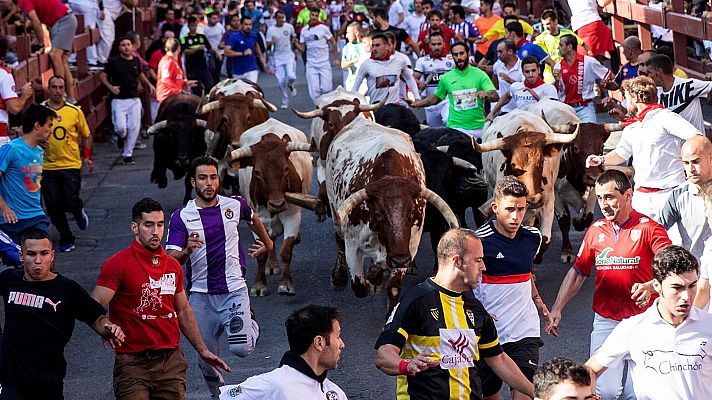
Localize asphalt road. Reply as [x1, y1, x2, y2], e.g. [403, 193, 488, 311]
[34, 64, 600, 399]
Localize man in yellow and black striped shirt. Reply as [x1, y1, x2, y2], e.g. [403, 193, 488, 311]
[375, 228, 534, 400]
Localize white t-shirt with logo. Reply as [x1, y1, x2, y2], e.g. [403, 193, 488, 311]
[267, 23, 296, 64]
[657, 76, 712, 134]
[594, 301, 712, 400]
[219, 364, 348, 400]
[492, 59, 523, 113]
[299, 24, 333, 67]
[415, 54, 454, 111]
[0, 67, 17, 125]
[351, 54, 421, 105]
[508, 81, 558, 110]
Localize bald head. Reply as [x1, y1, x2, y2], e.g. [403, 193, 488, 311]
[682, 135, 712, 185]
[623, 36, 641, 50]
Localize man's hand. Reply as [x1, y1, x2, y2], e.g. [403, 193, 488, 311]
[199, 349, 231, 372]
[248, 239, 271, 257]
[244, 48, 252, 56]
[631, 282, 653, 308]
[538, 302, 557, 336]
[585, 154, 604, 168]
[19, 81, 32, 98]
[475, 90, 489, 99]
[84, 158, 94, 172]
[186, 80, 198, 88]
[416, 80, 426, 90]
[185, 232, 204, 255]
[404, 352, 439, 375]
[109, 85, 120, 95]
[498, 72, 514, 84]
[147, 84, 155, 95]
[103, 323, 126, 348]
[545, 308, 561, 335]
[486, 111, 496, 122]
[1, 206, 17, 224]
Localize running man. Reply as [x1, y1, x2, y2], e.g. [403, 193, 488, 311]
[266, 10, 298, 109]
[295, 7, 339, 103]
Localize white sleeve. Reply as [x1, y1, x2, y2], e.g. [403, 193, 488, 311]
[323, 26, 333, 41]
[593, 317, 633, 369]
[614, 129, 633, 160]
[663, 112, 703, 139]
[692, 78, 712, 98]
[299, 29, 306, 44]
[414, 58, 424, 74]
[402, 61, 421, 100]
[351, 62, 368, 92]
[266, 28, 275, 42]
[700, 240, 712, 280]
[0, 72, 16, 101]
[542, 84, 559, 100]
[585, 56, 612, 81]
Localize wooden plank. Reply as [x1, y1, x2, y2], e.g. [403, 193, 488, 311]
[643, 5, 664, 26]
[76, 75, 98, 99]
[611, 15, 626, 43]
[666, 12, 704, 40]
[615, 0, 631, 19]
[73, 32, 92, 52]
[638, 23, 652, 50]
[27, 56, 39, 80]
[12, 62, 27, 85]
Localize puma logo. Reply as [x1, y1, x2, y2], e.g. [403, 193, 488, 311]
[45, 299, 62, 312]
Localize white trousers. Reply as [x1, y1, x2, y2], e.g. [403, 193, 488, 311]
[235, 70, 259, 84]
[306, 63, 332, 103]
[274, 59, 296, 106]
[68, 0, 99, 64]
[150, 98, 160, 122]
[97, 8, 120, 63]
[425, 100, 448, 127]
[112, 98, 142, 158]
[590, 313, 636, 400]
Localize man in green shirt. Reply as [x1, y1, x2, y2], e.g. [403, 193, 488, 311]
[534, 8, 590, 83]
[410, 41, 498, 138]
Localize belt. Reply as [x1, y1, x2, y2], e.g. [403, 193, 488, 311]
[636, 186, 676, 193]
[567, 100, 590, 107]
[128, 348, 176, 359]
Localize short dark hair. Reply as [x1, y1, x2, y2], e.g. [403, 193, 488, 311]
[501, 39, 516, 53]
[48, 75, 65, 86]
[437, 228, 480, 265]
[241, 15, 253, 24]
[450, 5, 465, 19]
[132, 198, 164, 223]
[655, 45, 676, 63]
[494, 175, 528, 200]
[21, 229, 51, 247]
[534, 357, 591, 399]
[502, 14, 519, 25]
[451, 41, 469, 54]
[118, 36, 133, 45]
[372, 7, 387, 20]
[0, 35, 9, 59]
[652, 245, 698, 283]
[286, 305, 341, 355]
[560, 33, 578, 51]
[502, 2, 518, 11]
[429, 31, 444, 41]
[275, 9, 286, 17]
[541, 8, 557, 21]
[207, 12, 217, 18]
[190, 156, 219, 178]
[521, 55, 540, 69]
[647, 54, 674, 75]
[427, 9, 442, 20]
[481, 0, 494, 6]
[596, 170, 632, 195]
[421, 0, 434, 7]
[505, 21, 524, 37]
[21, 104, 56, 134]
[371, 32, 388, 44]
[125, 30, 140, 44]
[309, 6, 321, 13]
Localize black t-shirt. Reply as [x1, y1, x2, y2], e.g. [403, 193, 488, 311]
[0, 269, 105, 382]
[104, 55, 142, 99]
[373, 25, 410, 51]
[484, 38, 504, 64]
[181, 33, 211, 71]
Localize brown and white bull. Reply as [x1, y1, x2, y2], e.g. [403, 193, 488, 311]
[294, 86, 381, 221]
[523, 98, 622, 262]
[326, 117, 459, 312]
[479, 109, 579, 263]
[227, 119, 313, 296]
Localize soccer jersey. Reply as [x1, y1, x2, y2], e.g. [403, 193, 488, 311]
[491, 59, 523, 113]
[508, 81, 558, 109]
[657, 76, 712, 134]
[226, 31, 259, 75]
[556, 54, 611, 104]
[533, 29, 582, 83]
[474, 15, 501, 55]
[41, 101, 91, 171]
[0, 137, 44, 220]
[434, 65, 496, 130]
[573, 210, 672, 321]
[375, 278, 503, 400]
[449, 20, 479, 54]
[166, 195, 253, 294]
[414, 54, 455, 97]
[0, 67, 17, 131]
[474, 221, 541, 344]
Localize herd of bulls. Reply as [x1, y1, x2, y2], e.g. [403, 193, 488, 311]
[147, 78, 626, 312]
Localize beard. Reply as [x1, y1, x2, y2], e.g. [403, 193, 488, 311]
[196, 186, 217, 202]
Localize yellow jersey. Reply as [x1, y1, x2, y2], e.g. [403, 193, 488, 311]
[41, 101, 91, 170]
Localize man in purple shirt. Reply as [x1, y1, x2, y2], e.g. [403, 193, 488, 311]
[166, 156, 272, 400]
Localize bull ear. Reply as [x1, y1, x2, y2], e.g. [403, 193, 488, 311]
[544, 144, 562, 157]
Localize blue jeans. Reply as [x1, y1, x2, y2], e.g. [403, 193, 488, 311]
[0, 214, 50, 245]
[574, 102, 597, 123]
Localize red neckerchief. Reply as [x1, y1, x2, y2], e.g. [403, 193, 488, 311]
[430, 53, 444, 60]
[371, 51, 392, 61]
[623, 103, 664, 126]
[524, 77, 545, 89]
[308, 21, 322, 28]
[515, 37, 528, 48]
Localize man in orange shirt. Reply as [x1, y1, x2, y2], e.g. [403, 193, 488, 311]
[474, 0, 500, 60]
[156, 38, 197, 103]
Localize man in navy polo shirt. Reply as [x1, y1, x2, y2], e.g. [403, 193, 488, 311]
[224, 16, 266, 83]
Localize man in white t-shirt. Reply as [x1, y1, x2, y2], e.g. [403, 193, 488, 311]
[587, 245, 712, 400]
[486, 39, 522, 120]
[351, 33, 420, 105]
[490, 56, 558, 118]
[0, 36, 33, 146]
[266, 10, 297, 108]
[219, 305, 348, 400]
[647, 54, 712, 134]
[413, 32, 453, 126]
[402, 0, 425, 43]
[341, 22, 368, 93]
[203, 12, 226, 85]
[388, 0, 405, 28]
[586, 76, 702, 221]
[296, 8, 339, 103]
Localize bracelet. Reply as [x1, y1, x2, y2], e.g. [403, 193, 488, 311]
[83, 146, 92, 160]
[398, 359, 410, 375]
[600, 156, 605, 166]
[532, 294, 542, 301]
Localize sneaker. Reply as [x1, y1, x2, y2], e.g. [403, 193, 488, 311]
[76, 209, 89, 231]
[59, 243, 76, 252]
[122, 157, 135, 165]
[280, 104, 288, 109]
[134, 140, 148, 150]
[288, 83, 297, 96]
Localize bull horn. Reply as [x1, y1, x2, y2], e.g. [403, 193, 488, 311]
[475, 138, 505, 153]
[436, 146, 449, 152]
[452, 157, 477, 170]
[286, 142, 314, 152]
[285, 192, 321, 210]
[195, 119, 207, 128]
[230, 146, 253, 160]
[147, 120, 168, 134]
[358, 97, 386, 112]
[603, 122, 624, 132]
[199, 100, 222, 114]
[545, 123, 580, 145]
[292, 107, 325, 119]
[548, 124, 575, 134]
[252, 98, 278, 112]
[421, 188, 460, 228]
[335, 188, 369, 225]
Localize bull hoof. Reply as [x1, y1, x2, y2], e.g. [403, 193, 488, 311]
[249, 284, 270, 297]
[331, 264, 348, 291]
[560, 253, 575, 263]
[352, 278, 372, 298]
[268, 266, 281, 275]
[572, 213, 594, 231]
[278, 283, 295, 296]
[315, 202, 328, 222]
[367, 265, 386, 288]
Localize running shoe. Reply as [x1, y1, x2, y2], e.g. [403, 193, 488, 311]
[122, 157, 135, 165]
[134, 140, 148, 150]
[280, 104, 288, 109]
[288, 83, 297, 96]
[77, 209, 89, 231]
[59, 243, 76, 252]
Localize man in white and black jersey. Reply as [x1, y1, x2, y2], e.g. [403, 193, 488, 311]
[647, 54, 712, 134]
[351, 33, 420, 105]
[489, 56, 558, 120]
[474, 176, 552, 400]
[413, 32, 454, 126]
[166, 156, 273, 400]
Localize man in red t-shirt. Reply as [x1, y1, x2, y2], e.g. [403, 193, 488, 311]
[20, 0, 78, 102]
[546, 170, 671, 400]
[156, 37, 197, 103]
[417, 10, 456, 56]
[92, 198, 229, 399]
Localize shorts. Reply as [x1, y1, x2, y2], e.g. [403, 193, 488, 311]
[113, 347, 187, 400]
[576, 20, 614, 56]
[0, 214, 50, 245]
[477, 337, 543, 397]
[0, 377, 64, 400]
[50, 13, 78, 52]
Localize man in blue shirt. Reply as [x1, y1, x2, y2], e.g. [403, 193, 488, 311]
[0, 104, 54, 244]
[224, 16, 266, 82]
[241, 0, 263, 34]
[506, 21, 555, 71]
